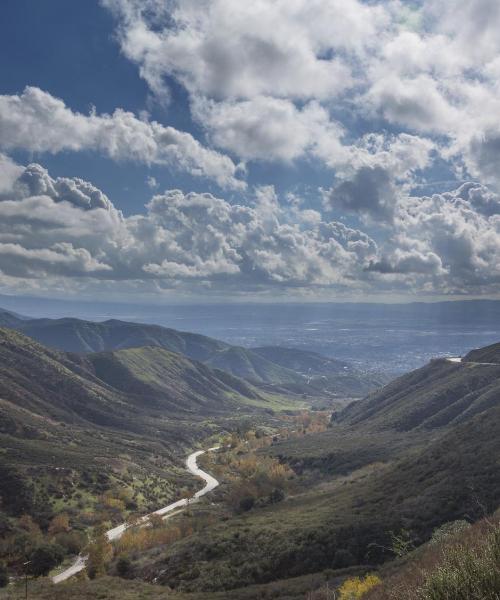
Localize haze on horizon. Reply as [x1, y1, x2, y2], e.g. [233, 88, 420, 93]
[1, 0, 500, 303]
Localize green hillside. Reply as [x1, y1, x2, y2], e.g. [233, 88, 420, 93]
[17, 317, 229, 359]
[205, 346, 303, 384]
[87, 346, 260, 413]
[338, 358, 500, 431]
[137, 344, 500, 594]
[4, 311, 384, 397]
[148, 404, 500, 594]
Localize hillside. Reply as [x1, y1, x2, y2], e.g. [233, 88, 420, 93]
[137, 341, 500, 594]
[15, 316, 229, 359]
[147, 404, 500, 594]
[204, 346, 303, 384]
[0, 326, 293, 572]
[3, 310, 384, 396]
[252, 346, 350, 375]
[464, 341, 500, 364]
[0, 327, 262, 430]
[337, 358, 500, 431]
[86, 346, 260, 413]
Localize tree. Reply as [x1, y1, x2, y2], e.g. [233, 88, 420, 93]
[0, 462, 34, 516]
[18, 515, 42, 537]
[0, 563, 8, 588]
[87, 525, 113, 579]
[148, 514, 164, 529]
[48, 513, 70, 536]
[28, 543, 65, 577]
[116, 556, 133, 579]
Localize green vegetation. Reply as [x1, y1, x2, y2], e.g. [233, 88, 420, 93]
[339, 358, 500, 430]
[4, 311, 385, 398]
[1, 323, 500, 599]
[363, 515, 500, 600]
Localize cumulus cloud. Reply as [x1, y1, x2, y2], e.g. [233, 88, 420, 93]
[325, 134, 435, 221]
[330, 166, 397, 221]
[0, 87, 244, 189]
[369, 183, 500, 292]
[102, 0, 385, 101]
[100, 0, 500, 194]
[1, 157, 500, 297]
[0, 158, 378, 293]
[192, 96, 345, 162]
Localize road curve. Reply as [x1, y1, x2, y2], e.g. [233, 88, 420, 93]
[52, 446, 220, 584]
[445, 357, 500, 366]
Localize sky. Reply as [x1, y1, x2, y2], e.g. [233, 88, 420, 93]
[1, 0, 500, 303]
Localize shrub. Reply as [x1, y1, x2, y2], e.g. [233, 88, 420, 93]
[239, 496, 255, 512]
[339, 574, 382, 599]
[28, 543, 65, 577]
[418, 525, 500, 600]
[116, 556, 133, 579]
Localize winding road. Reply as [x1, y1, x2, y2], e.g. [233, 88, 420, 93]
[52, 446, 220, 584]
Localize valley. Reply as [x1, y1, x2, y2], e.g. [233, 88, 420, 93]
[0, 313, 498, 599]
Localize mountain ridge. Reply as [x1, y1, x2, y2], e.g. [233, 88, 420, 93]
[1, 309, 384, 396]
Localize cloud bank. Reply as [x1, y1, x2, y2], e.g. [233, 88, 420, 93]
[0, 157, 499, 299]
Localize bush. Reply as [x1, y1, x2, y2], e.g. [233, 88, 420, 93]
[239, 496, 255, 513]
[269, 488, 285, 504]
[28, 543, 65, 577]
[116, 556, 134, 579]
[418, 525, 500, 600]
[339, 574, 382, 599]
[54, 530, 86, 555]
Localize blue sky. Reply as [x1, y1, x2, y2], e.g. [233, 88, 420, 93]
[0, 0, 500, 302]
[0, 0, 338, 215]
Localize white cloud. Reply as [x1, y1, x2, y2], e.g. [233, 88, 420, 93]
[102, 0, 386, 102]
[192, 96, 345, 162]
[0, 87, 244, 189]
[100, 0, 500, 196]
[1, 157, 500, 297]
[0, 159, 377, 294]
[369, 183, 500, 293]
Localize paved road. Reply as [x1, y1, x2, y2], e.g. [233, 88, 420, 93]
[446, 357, 500, 366]
[52, 446, 220, 584]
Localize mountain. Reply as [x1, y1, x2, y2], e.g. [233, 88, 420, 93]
[0, 327, 262, 429]
[86, 346, 260, 412]
[13, 316, 229, 359]
[464, 341, 500, 364]
[204, 346, 304, 384]
[0, 326, 282, 546]
[0, 307, 29, 327]
[3, 310, 384, 396]
[252, 346, 350, 375]
[337, 357, 500, 431]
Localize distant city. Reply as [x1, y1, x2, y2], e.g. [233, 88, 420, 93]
[2, 296, 500, 374]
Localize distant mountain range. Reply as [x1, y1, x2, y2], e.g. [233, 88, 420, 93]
[0, 308, 386, 397]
